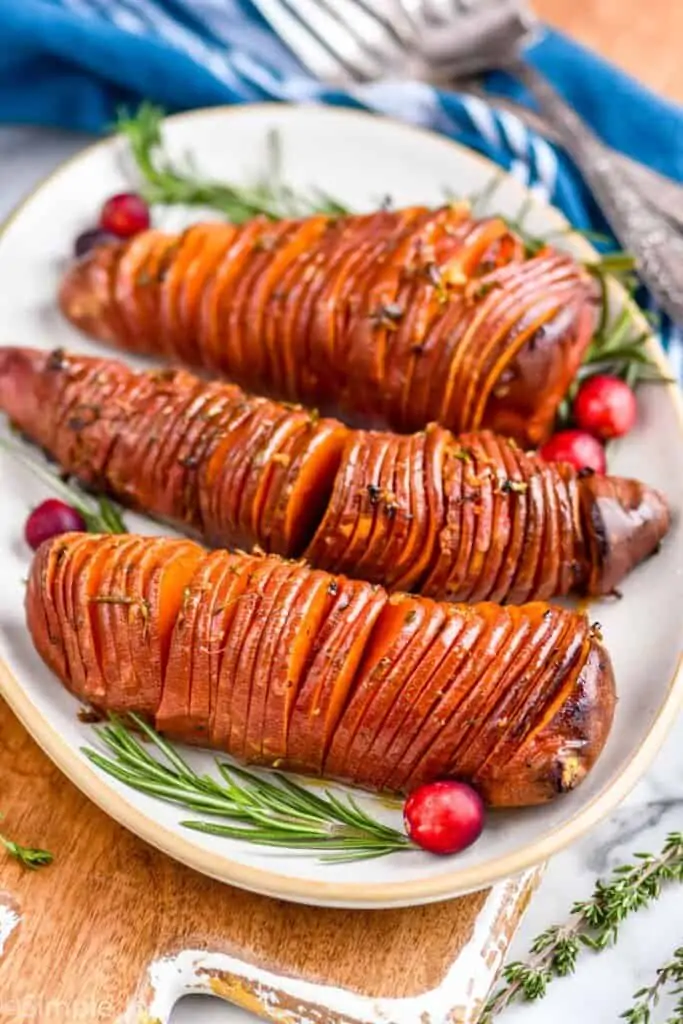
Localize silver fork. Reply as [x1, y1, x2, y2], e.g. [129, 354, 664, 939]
[250, 0, 683, 322]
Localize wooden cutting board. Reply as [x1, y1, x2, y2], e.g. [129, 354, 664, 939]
[0, 696, 540, 1024]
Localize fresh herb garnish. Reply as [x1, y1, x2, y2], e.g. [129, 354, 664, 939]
[83, 714, 413, 863]
[483, 832, 683, 1021]
[621, 945, 683, 1023]
[0, 435, 127, 535]
[0, 824, 53, 870]
[116, 103, 350, 222]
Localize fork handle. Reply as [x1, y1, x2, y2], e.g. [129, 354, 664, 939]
[512, 61, 683, 322]
[456, 78, 683, 231]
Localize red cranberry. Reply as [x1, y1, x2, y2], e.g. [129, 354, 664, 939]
[25, 499, 86, 550]
[574, 375, 637, 440]
[539, 429, 607, 475]
[99, 192, 150, 238]
[74, 228, 116, 259]
[404, 780, 485, 855]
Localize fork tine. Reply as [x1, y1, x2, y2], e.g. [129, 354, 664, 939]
[250, 0, 348, 80]
[318, 0, 412, 56]
[286, 0, 388, 79]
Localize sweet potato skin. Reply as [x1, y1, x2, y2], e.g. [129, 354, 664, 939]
[0, 347, 669, 602]
[27, 535, 617, 808]
[58, 208, 596, 447]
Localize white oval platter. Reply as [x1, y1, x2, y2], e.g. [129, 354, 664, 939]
[0, 103, 682, 908]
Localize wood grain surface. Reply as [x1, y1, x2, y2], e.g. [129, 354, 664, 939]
[536, 0, 683, 103]
[0, 696, 539, 1023]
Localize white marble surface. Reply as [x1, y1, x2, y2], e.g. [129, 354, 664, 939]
[1, 125, 682, 1024]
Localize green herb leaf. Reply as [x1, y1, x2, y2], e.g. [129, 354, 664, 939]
[621, 945, 683, 1024]
[0, 830, 53, 870]
[482, 832, 683, 1021]
[0, 435, 127, 535]
[116, 103, 350, 222]
[82, 713, 413, 862]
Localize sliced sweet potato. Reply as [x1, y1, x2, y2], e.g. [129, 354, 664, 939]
[341, 603, 447, 787]
[123, 537, 188, 717]
[454, 436, 496, 603]
[261, 568, 332, 765]
[178, 224, 236, 366]
[532, 461, 561, 601]
[419, 606, 525, 779]
[205, 219, 268, 376]
[236, 407, 307, 548]
[113, 230, 159, 350]
[506, 447, 545, 604]
[335, 432, 393, 574]
[266, 417, 348, 559]
[485, 437, 529, 603]
[198, 394, 262, 545]
[468, 606, 572, 777]
[157, 552, 211, 738]
[363, 607, 467, 788]
[228, 221, 294, 388]
[159, 226, 207, 361]
[90, 535, 148, 713]
[242, 561, 301, 762]
[189, 550, 243, 744]
[57, 533, 100, 695]
[208, 555, 255, 746]
[372, 434, 412, 590]
[220, 558, 282, 756]
[248, 216, 330, 393]
[288, 577, 387, 773]
[419, 439, 465, 600]
[211, 397, 269, 544]
[344, 210, 437, 417]
[381, 609, 489, 791]
[353, 432, 400, 579]
[72, 535, 129, 705]
[26, 536, 617, 807]
[289, 219, 351, 398]
[162, 381, 230, 530]
[324, 593, 425, 779]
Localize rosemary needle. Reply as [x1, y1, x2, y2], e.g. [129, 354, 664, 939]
[0, 434, 127, 536]
[0, 823, 53, 870]
[83, 714, 413, 862]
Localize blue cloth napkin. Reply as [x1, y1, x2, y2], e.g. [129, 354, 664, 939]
[2, 0, 683, 367]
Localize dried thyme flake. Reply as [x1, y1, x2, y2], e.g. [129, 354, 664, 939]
[498, 479, 529, 495]
[452, 447, 473, 463]
[369, 302, 404, 329]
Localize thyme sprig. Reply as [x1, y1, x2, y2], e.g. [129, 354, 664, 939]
[83, 714, 412, 863]
[116, 103, 350, 222]
[621, 946, 683, 1024]
[0, 821, 53, 870]
[0, 434, 127, 535]
[482, 832, 683, 1021]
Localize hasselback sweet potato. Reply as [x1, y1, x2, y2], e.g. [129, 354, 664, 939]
[59, 207, 596, 446]
[0, 347, 669, 602]
[27, 535, 616, 807]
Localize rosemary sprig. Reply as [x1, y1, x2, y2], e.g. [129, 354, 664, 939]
[621, 946, 683, 1024]
[116, 103, 350, 222]
[82, 714, 412, 863]
[0, 823, 53, 870]
[482, 832, 683, 1021]
[0, 434, 127, 535]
